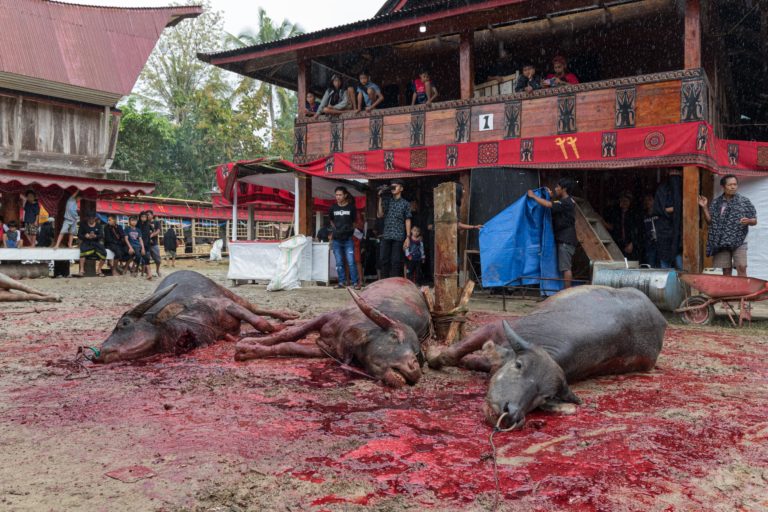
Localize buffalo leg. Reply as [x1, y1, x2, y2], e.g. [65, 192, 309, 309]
[427, 323, 503, 370]
[0, 290, 59, 302]
[234, 341, 325, 361]
[238, 315, 329, 347]
[459, 354, 493, 373]
[226, 303, 282, 334]
[241, 302, 300, 321]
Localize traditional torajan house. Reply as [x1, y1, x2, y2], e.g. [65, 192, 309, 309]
[200, 0, 768, 278]
[0, 0, 202, 255]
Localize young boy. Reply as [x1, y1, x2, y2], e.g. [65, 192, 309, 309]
[304, 92, 320, 118]
[54, 190, 79, 248]
[23, 190, 40, 247]
[411, 70, 438, 105]
[356, 71, 384, 113]
[3, 220, 22, 248]
[124, 215, 149, 279]
[75, 215, 107, 277]
[514, 63, 543, 93]
[104, 215, 127, 276]
[404, 225, 426, 284]
[163, 226, 179, 268]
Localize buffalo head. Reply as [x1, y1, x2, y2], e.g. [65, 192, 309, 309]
[483, 321, 580, 429]
[92, 284, 177, 364]
[348, 288, 423, 388]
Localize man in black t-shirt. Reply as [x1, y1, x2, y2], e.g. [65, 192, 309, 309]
[527, 177, 578, 288]
[146, 210, 163, 277]
[329, 186, 360, 289]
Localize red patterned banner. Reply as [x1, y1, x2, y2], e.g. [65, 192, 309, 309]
[216, 123, 768, 203]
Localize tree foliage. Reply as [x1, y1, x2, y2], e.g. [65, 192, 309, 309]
[114, 2, 301, 200]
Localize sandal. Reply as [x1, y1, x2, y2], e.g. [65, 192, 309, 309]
[354, 284, 362, 290]
[334, 284, 346, 289]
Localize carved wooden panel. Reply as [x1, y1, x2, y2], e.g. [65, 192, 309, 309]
[504, 100, 521, 139]
[330, 121, 343, 153]
[615, 87, 636, 128]
[293, 125, 306, 158]
[455, 108, 470, 143]
[410, 112, 425, 147]
[557, 94, 577, 134]
[369, 116, 383, 150]
[680, 78, 707, 122]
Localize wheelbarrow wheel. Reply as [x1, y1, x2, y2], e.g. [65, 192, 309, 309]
[679, 296, 714, 325]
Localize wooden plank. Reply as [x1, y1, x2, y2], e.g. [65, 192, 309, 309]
[682, 165, 701, 273]
[520, 96, 558, 138]
[636, 81, 681, 127]
[424, 108, 456, 146]
[306, 121, 331, 156]
[574, 89, 614, 132]
[343, 117, 369, 153]
[297, 173, 313, 236]
[434, 182, 458, 340]
[573, 200, 613, 262]
[382, 113, 412, 149]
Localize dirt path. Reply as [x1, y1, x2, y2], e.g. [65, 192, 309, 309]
[1, 263, 766, 511]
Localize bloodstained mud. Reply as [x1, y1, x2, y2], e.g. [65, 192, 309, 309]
[1, 279, 767, 511]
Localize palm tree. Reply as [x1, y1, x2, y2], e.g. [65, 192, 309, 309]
[227, 8, 304, 134]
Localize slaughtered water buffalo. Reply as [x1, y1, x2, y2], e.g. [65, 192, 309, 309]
[235, 278, 431, 388]
[93, 271, 298, 363]
[427, 286, 666, 429]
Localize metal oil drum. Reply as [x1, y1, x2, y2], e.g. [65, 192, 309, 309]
[591, 268, 686, 312]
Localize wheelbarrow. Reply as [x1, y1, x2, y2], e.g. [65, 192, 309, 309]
[675, 273, 768, 326]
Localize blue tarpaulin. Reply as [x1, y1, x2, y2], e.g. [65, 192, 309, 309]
[479, 188, 563, 295]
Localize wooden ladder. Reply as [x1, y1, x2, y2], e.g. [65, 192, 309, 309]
[573, 197, 624, 262]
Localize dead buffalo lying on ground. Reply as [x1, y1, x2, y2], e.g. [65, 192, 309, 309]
[93, 271, 298, 363]
[235, 277, 431, 388]
[427, 286, 666, 429]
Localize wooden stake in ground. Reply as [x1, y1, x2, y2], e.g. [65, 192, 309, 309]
[433, 182, 459, 340]
[0, 272, 60, 302]
[445, 279, 475, 344]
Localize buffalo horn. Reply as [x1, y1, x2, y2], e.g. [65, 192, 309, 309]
[128, 283, 178, 318]
[502, 320, 532, 352]
[347, 288, 397, 331]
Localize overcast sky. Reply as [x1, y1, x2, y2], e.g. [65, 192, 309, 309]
[61, 1, 379, 35]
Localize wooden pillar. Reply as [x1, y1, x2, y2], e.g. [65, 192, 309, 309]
[297, 173, 313, 236]
[297, 59, 309, 117]
[682, 0, 702, 273]
[434, 182, 459, 340]
[459, 31, 475, 100]
[457, 172, 471, 283]
[12, 95, 22, 161]
[247, 205, 255, 240]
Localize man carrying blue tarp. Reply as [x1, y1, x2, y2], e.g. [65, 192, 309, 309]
[527, 177, 577, 288]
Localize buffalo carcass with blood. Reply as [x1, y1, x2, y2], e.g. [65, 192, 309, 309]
[94, 271, 298, 363]
[427, 286, 666, 429]
[235, 278, 431, 388]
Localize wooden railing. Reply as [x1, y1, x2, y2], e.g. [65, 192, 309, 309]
[293, 69, 711, 163]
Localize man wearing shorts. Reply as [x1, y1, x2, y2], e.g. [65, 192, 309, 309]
[527, 177, 578, 288]
[699, 174, 757, 276]
[54, 190, 79, 248]
[146, 210, 163, 277]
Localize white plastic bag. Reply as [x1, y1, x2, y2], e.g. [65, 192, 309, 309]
[210, 239, 223, 261]
[267, 235, 311, 291]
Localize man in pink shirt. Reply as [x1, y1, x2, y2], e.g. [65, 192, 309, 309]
[545, 55, 580, 87]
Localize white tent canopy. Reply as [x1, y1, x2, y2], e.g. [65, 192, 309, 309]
[239, 173, 366, 200]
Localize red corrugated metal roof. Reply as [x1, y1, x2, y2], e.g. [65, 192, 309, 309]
[0, 0, 202, 103]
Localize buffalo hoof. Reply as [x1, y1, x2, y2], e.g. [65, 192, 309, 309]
[425, 347, 453, 370]
[234, 341, 271, 361]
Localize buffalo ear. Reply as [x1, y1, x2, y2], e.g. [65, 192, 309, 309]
[128, 283, 177, 318]
[557, 384, 582, 405]
[502, 321, 532, 353]
[482, 340, 513, 373]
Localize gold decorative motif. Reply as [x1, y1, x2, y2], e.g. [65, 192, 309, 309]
[555, 137, 580, 159]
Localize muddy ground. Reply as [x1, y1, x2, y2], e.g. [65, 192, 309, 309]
[0, 261, 766, 511]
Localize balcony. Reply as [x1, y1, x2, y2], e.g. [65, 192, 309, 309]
[293, 69, 711, 164]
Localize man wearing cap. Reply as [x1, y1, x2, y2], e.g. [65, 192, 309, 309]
[545, 56, 580, 87]
[377, 179, 412, 278]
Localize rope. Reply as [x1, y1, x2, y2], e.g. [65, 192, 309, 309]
[488, 412, 525, 511]
[63, 346, 99, 380]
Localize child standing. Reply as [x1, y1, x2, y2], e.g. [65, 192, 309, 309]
[404, 225, 426, 284]
[124, 215, 149, 278]
[23, 190, 40, 247]
[54, 190, 79, 248]
[3, 221, 22, 248]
